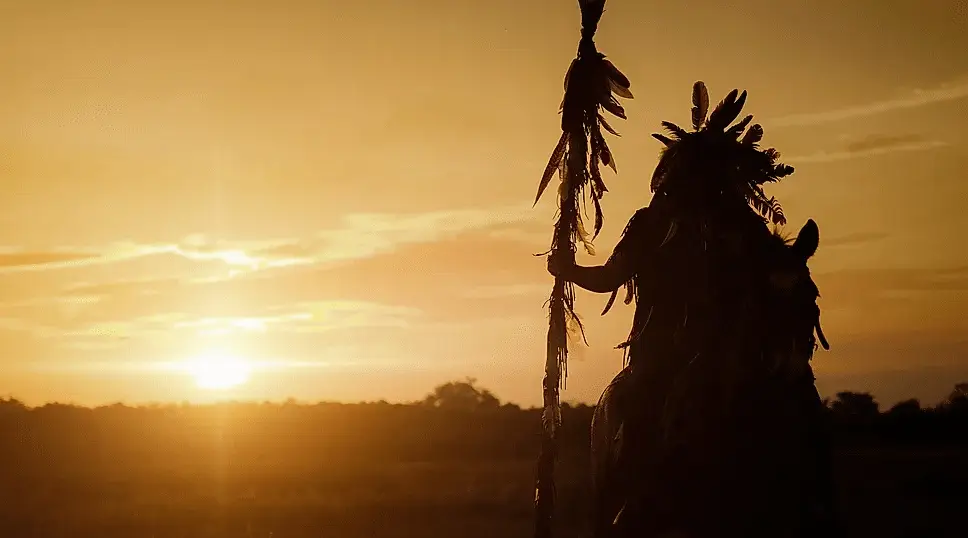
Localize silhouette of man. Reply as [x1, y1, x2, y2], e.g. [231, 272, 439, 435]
[547, 85, 842, 536]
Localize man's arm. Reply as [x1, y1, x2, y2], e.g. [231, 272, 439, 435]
[548, 249, 634, 294]
[546, 207, 658, 293]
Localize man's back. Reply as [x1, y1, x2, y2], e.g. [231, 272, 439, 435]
[614, 194, 770, 367]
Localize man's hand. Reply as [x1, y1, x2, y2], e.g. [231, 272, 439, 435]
[548, 248, 634, 293]
[547, 251, 574, 280]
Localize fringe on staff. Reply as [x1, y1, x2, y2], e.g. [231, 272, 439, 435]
[532, 2, 632, 537]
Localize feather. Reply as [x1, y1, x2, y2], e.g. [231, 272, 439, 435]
[588, 138, 603, 205]
[601, 290, 618, 316]
[598, 114, 620, 136]
[534, 132, 567, 206]
[591, 167, 608, 195]
[602, 59, 631, 91]
[749, 189, 787, 226]
[601, 96, 626, 119]
[601, 140, 617, 172]
[727, 115, 753, 139]
[576, 219, 595, 255]
[768, 197, 786, 225]
[734, 89, 748, 111]
[650, 149, 675, 192]
[691, 81, 709, 130]
[567, 308, 589, 347]
[589, 128, 601, 165]
[609, 77, 634, 99]
[652, 133, 675, 147]
[563, 58, 578, 92]
[815, 320, 830, 350]
[730, 90, 748, 126]
[661, 121, 688, 138]
[658, 220, 678, 248]
[592, 194, 604, 239]
[707, 89, 739, 131]
[595, 77, 616, 107]
[741, 124, 763, 146]
[773, 163, 795, 178]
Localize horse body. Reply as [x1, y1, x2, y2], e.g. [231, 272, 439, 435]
[590, 216, 839, 538]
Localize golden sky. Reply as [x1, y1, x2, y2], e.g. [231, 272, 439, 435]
[1, 0, 966, 407]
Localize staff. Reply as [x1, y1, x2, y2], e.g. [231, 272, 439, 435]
[532, 1, 631, 536]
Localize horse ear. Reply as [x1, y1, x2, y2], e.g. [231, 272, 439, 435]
[793, 219, 819, 260]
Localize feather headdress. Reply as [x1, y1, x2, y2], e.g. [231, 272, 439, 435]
[650, 82, 794, 226]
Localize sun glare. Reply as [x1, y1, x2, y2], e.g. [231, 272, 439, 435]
[186, 353, 251, 390]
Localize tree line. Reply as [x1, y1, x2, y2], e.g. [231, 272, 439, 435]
[0, 378, 964, 483]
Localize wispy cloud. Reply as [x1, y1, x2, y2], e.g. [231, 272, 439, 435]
[787, 135, 948, 164]
[99, 242, 312, 272]
[37, 300, 422, 349]
[0, 251, 99, 270]
[63, 278, 182, 297]
[307, 204, 534, 265]
[771, 76, 968, 127]
[169, 301, 421, 336]
[842, 134, 928, 153]
[0, 209, 547, 367]
[0, 205, 533, 280]
[0, 227, 544, 338]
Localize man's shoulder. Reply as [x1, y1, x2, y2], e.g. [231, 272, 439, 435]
[629, 206, 653, 220]
[618, 207, 652, 238]
[616, 205, 669, 251]
[625, 205, 661, 229]
[625, 199, 677, 233]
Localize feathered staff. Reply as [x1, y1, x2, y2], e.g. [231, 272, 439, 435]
[532, 1, 631, 536]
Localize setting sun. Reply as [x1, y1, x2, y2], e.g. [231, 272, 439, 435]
[185, 353, 252, 390]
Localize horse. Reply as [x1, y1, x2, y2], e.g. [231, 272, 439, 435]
[589, 218, 837, 538]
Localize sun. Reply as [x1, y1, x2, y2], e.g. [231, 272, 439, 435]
[185, 352, 252, 390]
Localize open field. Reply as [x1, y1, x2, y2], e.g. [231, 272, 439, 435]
[1, 401, 965, 538]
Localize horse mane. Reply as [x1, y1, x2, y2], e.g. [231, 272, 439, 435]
[770, 225, 795, 245]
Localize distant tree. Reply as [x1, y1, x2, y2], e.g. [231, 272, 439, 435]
[422, 378, 500, 411]
[887, 398, 922, 418]
[0, 397, 27, 415]
[941, 382, 968, 413]
[829, 391, 880, 419]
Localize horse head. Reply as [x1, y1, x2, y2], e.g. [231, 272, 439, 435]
[762, 218, 829, 381]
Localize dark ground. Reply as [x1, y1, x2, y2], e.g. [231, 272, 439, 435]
[0, 397, 965, 538]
